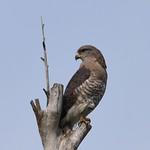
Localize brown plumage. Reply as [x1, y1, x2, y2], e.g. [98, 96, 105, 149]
[60, 45, 107, 128]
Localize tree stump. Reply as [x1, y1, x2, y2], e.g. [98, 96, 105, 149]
[31, 83, 91, 150]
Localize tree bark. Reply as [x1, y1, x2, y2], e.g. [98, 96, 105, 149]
[31, 83, 91, 150]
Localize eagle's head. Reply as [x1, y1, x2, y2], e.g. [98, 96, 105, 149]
[75, 45, 107, 69]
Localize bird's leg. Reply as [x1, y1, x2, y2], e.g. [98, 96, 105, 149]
[78, 116, 91, 127]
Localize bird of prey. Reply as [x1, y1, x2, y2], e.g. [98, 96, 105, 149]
[60, 45, 107, 129]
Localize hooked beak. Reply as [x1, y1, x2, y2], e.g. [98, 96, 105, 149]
[75, 52, 81, 60]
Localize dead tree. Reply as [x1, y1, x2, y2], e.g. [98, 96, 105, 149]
[30, 20, 91, 150]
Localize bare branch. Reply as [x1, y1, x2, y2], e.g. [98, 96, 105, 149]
[30, 100, 38, 117]
[41, 17, 50, 105]
[35, 98, 41, 111]
[43, 88, 49, 98]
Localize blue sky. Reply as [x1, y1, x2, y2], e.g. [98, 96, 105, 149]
[0, 0, 150, 150]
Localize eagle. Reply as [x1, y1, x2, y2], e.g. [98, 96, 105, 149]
[60, 45, 107, 129]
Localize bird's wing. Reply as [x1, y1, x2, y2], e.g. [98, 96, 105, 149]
[61, 66, 91, 118]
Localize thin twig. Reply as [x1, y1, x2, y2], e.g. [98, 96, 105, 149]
[41, 16, 50, 105]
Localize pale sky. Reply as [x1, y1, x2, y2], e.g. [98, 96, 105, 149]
[0, 0, 150, 150]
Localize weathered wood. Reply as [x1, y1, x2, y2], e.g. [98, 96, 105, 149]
[41, 17, 50, 105]
[31, 83, 91, 150]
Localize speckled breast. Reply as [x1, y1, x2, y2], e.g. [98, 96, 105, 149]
[74, 73, 106, 109]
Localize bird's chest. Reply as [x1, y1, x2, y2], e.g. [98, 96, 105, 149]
[74, 75, 106, 105]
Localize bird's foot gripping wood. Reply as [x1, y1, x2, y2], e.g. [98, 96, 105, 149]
[78, 116, 91, 127]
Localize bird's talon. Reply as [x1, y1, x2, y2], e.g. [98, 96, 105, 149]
[78, 116, 91, 127]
